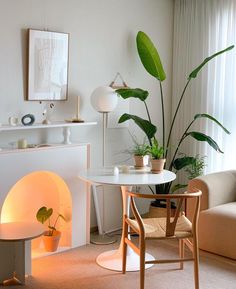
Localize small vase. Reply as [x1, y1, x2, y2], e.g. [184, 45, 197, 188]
[134, 155, 149, 168]
[43, 230, 61, 252]
[150, 158, 166, 174]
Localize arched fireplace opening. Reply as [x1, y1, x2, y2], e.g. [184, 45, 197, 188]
[1, 171, 72, 256]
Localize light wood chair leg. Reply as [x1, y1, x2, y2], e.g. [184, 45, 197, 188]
[192, 234, 200, 289]
[140, 237, 145, 289]
[122, 220, 128, 274]
[179, 239, 184, 270]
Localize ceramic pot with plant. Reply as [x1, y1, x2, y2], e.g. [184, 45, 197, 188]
[36, 206, 66, 252]
[148, 139, 166, 174]
[131, 139, 149, 168]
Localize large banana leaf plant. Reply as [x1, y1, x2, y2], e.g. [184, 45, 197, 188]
[117, 31, 233, 197]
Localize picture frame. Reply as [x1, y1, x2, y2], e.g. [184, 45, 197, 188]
[27, 29, 69, 101]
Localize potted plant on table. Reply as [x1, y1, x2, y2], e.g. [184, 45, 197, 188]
[147, 138, 165, 174]
[130, 138, 149, 168]
[36, 206, 66, 252]
[116, 31, 232, 198]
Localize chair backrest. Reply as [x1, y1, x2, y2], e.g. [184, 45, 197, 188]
[128, 190, 202, 237]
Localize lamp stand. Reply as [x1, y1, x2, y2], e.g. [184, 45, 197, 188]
[90, 112, 116, 245]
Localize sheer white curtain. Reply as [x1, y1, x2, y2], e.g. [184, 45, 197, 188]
[172, 0, 236, 174]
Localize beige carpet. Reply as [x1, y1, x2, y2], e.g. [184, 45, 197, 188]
[10, 239, 236, 289]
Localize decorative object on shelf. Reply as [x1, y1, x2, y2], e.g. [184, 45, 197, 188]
[41, 102, 54, 124]
[71, 96, 84, 123]
[8, 116, 18, 126]
[90, 85, 118, 245]
[28, 29, 69, 101]
[21, 114, 35, 126]
[36, 206, 66, 252]
[116, 31, 232, 198]
[109, 72, 129, 89]
[17, 139, 27, 149]
[63, 127, 71, 144]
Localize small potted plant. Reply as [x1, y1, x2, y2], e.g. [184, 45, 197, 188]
[148, 138, 166, 173]
[130, 138, 149, 168]
[36, 206, 66, 252]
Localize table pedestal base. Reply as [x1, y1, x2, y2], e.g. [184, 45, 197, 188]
[96, 249, 155, 272]
[0, 241, 25, 285]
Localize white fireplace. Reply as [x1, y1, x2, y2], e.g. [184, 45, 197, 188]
[0, 143, 90, 279]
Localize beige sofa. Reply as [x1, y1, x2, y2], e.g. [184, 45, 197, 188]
[187, 170, 236, 260]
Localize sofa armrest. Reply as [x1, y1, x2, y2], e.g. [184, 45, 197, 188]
[187, 170, 236, 219]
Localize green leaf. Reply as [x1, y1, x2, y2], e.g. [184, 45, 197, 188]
[118, 113, 157, 140]
[173, 156, 196, 170]
[171, 184, 187, 193]
[136, 31, 166, 81]
[186, 131, 223, 153]
[36, 207, 53, 224]
[189, 45, 234, 79]
[116, 88, 149, 101]
[194, 113, 230, 134]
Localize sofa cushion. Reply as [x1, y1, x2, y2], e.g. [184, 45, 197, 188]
[198, 202, 236, 259]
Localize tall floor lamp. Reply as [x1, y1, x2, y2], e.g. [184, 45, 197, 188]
[90, 86, 118, 244]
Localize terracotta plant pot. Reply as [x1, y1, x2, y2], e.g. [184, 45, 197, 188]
[134, 155, 149, 168]
[150, 158, 166, 174]
[43, 230, 61, 252]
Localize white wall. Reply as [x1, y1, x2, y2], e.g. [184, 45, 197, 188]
[0, 0, 174, 231]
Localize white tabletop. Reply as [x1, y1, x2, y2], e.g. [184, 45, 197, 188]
[78, 167, 176, 186]
[0, 222, 44, 241]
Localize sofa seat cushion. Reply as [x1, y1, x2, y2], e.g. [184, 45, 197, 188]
[198, 202, 236, 259]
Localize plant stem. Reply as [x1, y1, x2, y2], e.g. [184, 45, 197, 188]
[48, 219, 53, 236]
[53, 214, 60, 231]
[148, 185, 155, 194]
[165, 78, 191, 158]
[169, 119, 195, 171]
[143, 100, 153, 146]
[159, 81, 165, 151]
[144, 100, 152, 123]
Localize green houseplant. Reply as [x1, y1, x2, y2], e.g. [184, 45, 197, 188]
[147, 138, 166, 173]
[129, 137, 149, 168]
[171, 154, 206, 193]
[36, 206, 66, 252]
[116, 31, 233, 200]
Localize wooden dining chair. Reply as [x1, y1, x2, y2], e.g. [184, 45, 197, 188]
[122, 190, 202, 289]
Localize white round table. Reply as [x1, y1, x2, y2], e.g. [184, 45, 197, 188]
[79, 167, 176, 272]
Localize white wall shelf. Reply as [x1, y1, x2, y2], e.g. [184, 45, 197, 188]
[0, 121, 97, 149]
[0, 121, 97, 132]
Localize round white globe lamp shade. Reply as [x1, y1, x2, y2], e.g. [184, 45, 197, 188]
[91, 86, 118, 113]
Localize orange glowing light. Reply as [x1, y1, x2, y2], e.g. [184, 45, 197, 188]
[1, 171, 72, 251]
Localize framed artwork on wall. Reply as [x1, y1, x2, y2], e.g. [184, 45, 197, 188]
[27, 29, 69, 101]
